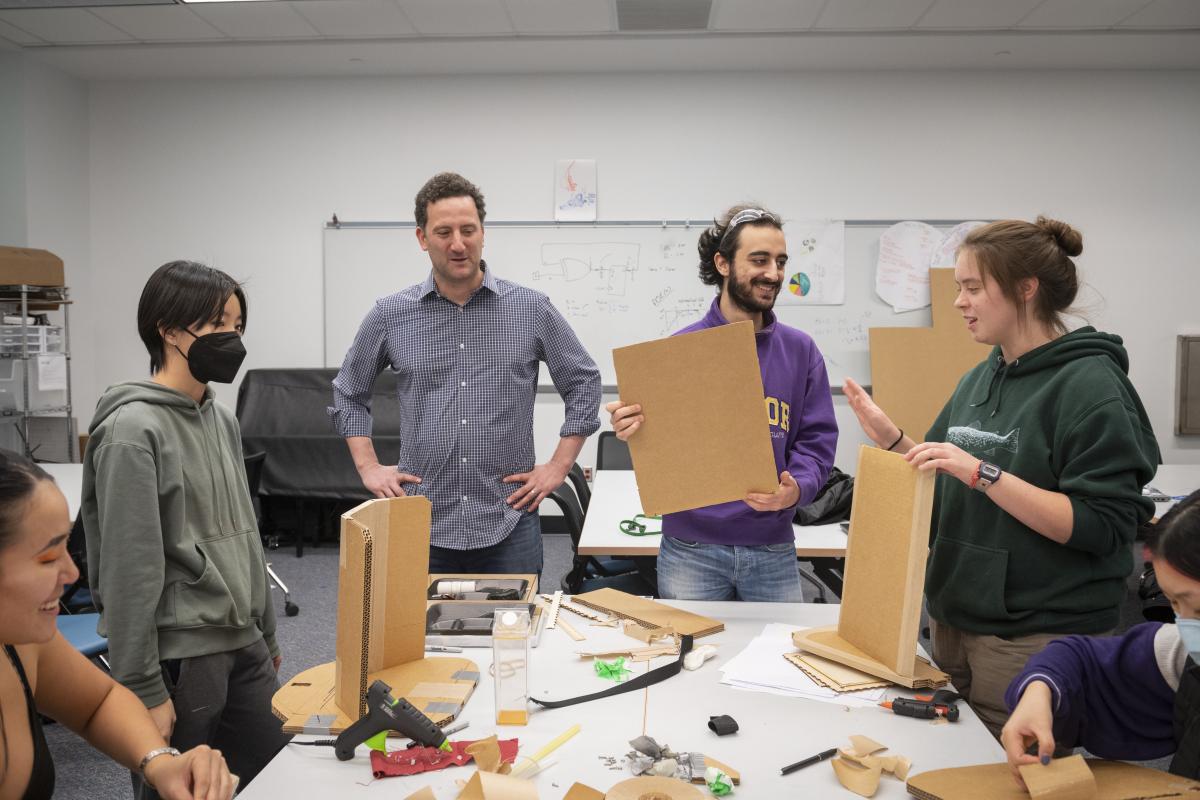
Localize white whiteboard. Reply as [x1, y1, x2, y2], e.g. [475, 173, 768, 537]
[323, 222, 949, 387]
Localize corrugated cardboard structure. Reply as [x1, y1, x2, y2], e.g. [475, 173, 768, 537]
[612, 320, 778, 516]
[907, 758, 1200, 799]
[272, 496, 479, 734]
[870, 268, 991, 443]
[573, 588, 723, 638]
[793, 446, 943, 687]
[0, 246, 64, 287]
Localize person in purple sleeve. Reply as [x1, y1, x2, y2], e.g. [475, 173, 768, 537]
[607, 205, 838, 601]
[1001, 488, 1200, 786]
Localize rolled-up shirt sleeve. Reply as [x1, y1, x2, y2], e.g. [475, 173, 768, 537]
[329, 301, 391, 438]
[536, 298, 601, 439]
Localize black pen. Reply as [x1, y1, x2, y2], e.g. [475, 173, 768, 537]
[781, 747, 838, 775]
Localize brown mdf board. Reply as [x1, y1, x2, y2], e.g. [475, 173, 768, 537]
[272, 658, 480, 735]
[840, 445, 935, 676]
[791, 627, 948, 689]
[572, 587, 724, 638]
[792, 445, 937, 684]
[870, 268, 991, 443]
[335, 496, 432, 719]
[907, 760, 1200, 800]
[612, 320, 778, 516]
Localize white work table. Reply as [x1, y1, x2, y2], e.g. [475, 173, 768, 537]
[1147, 463, 1200, 517]
[577, 470, 848, 558]
[241, 600, 1003, 799]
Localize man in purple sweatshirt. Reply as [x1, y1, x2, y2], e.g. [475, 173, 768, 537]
[607, 205, 838, 601]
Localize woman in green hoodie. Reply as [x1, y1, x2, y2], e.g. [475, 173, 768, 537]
[82, 261, 289, 798]
[844, 217, 1159, 738]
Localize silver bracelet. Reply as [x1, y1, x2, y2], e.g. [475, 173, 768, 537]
[138, 746, 181, 785]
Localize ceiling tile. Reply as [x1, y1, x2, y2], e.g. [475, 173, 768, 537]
[187, 2, 320, 39]
[504, 0, 613, 33]
[90, 5, 225, 41]
[1118, 0, 1200, 28]
[399, 0, 513, 35]
[815, 0, 934, 30]
[0, 15, 42, 43]
[289, 0, 416, 38]
[915, 0, 1044, 29]
[0, 8, 133, 42]
[1017, 0, 1151, 28]
[710, 0, 825, 31]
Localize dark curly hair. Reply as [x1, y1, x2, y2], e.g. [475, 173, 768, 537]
[697, 204, 784, 290]
[414, 172, 486, 230]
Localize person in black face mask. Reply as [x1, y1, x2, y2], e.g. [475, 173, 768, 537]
[81, 261, 289, 799]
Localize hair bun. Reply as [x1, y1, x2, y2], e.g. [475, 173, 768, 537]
[1036, 216, 1082, 257]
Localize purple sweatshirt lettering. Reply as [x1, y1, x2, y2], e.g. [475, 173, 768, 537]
[662, 299, 838, 546]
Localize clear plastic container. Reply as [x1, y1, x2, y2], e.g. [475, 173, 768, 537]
[492, 606, 530, 725]
[0, 325, 63, 355]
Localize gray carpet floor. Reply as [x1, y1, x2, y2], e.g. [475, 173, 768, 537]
[46, 536, 1162, 798]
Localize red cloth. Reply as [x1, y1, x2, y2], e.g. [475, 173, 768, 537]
[369, 739, 519, 778]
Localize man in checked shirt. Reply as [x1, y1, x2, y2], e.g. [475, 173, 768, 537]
[330, 172, 601, 575]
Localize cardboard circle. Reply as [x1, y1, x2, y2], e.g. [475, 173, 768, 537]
[604, 777, 704, 800]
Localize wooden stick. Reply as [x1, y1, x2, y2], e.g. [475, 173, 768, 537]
[555, 615, 586, 642]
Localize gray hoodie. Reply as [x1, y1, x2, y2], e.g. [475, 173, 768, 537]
[82, 380, 278, 707]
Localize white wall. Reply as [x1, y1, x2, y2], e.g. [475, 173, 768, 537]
[84, 70, 1200, 470]
[22, 57, 91, 441]
[0, 54, 27, 248]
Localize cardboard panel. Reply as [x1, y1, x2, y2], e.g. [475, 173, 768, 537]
[381, 499, 431, 666]
[837, 445, 935, 676]
[335, 513, 371, 718]
[0, 246, 64, 287]
[335, 496, 432, 718]
[572, 587, 723, 638]
[612, 320, 778, 516]
[906, 759, 1200, 800]
[870, 269, 991, 442]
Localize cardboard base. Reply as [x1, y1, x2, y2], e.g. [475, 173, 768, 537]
[605, 776, 705, 800]
[793, 626, 948, 689]
[906, 759, 1200, 800]
[272, 656, 479, 735]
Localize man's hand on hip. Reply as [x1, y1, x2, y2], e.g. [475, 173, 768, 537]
[358, 462, 421, 498]
[503, 462, 569, 511]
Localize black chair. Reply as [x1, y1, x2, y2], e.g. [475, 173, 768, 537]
[566, 462, 591, 513]
[546, 482, 656, 596]
[596, 431, 632, 470]
[245, 451, 299, 617]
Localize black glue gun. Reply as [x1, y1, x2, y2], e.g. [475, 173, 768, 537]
[333, 680, 451, 761]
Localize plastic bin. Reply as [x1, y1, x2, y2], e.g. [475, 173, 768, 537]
[0, 356, 68, 412]
[0, 325, 63, 355]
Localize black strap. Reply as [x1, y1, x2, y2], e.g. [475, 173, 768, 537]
[707, 715, 739, 736]
[531, 635, 694, 709]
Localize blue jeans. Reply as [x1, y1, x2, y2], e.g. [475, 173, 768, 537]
[428, 512, 543, 578]
[656, 535, 803, 602]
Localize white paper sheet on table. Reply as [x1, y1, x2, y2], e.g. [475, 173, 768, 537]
[719, 623, 886, 708]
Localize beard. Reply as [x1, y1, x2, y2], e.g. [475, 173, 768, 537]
[725, 267, 781, 314]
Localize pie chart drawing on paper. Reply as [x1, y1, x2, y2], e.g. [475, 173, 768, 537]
[789, 272, 812, 297]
